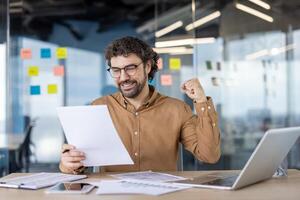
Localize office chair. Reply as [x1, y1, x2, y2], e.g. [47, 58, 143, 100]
[9, 122, 36, 173]
[17, 124, 36, 172]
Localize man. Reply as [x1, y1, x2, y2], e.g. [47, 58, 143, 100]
[60, 36, 221, 174]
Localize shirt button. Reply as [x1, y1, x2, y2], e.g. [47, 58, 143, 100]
[134, 152, 138, 156]
[201, 107, 205, 111]
[134, 131, 138, 135]
[135, 112, 138, 116]
[208, 106, 211, 110]
[212, 123, 216, 127]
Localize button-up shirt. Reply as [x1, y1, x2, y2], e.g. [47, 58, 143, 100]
[91, 86, 221, 172]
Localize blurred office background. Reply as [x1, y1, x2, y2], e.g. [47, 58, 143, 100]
[1, 0, 300, 176]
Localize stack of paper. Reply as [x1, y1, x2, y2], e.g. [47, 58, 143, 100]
[94, 179, 191, 196]
[111, 170, 186, 182]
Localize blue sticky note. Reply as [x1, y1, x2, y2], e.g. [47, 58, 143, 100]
[40, 48, 51, 58]
[30, 85, 41, 95]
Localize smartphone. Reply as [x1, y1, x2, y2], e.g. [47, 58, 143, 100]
[45, 182, 95, 194]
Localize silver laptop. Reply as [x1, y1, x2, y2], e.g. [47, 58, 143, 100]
[173, 127, 300, 190]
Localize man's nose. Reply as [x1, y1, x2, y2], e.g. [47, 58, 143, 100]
[119, 69, 129, 81]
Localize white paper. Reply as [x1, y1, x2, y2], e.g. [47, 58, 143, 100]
[94, 179, 191, 196]
[57, 105, 134, 166]
[111, 171, 186, 182]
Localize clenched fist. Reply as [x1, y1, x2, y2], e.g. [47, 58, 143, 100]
[181, 78, 207, 103]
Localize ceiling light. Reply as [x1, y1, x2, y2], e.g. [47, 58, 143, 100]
[155, 37, 215, 48]
[246, 44, 295, 60]
[155, 21, 183, 38]
[236, 3, 273, 22]
[153, 47, 193, 54]
[248, 0, 271, 10]
[185, 11, 221, 31]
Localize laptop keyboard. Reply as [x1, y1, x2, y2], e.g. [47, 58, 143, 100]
[202, 175, 238, 187]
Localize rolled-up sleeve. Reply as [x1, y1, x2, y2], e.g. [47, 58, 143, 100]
[180, 97, 221, 164]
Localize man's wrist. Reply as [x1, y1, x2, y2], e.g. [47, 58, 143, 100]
[193, 97, 207, 103]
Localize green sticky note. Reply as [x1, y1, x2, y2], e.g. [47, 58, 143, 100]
[206, 61, 212, 70]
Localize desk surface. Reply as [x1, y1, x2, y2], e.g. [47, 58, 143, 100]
[0, 170, 299, 200]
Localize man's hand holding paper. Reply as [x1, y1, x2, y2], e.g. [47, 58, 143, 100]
[57, 105, 134, 174]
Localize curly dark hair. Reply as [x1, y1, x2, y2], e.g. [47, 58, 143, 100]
[105, 36, 159, 82]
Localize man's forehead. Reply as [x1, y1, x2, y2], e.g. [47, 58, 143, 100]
[110, 54, 141, 66]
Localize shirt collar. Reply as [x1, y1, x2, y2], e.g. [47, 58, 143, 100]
[112, 85, 158, 110]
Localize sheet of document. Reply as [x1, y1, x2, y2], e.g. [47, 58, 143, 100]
[57, 105, 134, 167]
[94, 180, 191, 196]
[111, 171, 186, 182]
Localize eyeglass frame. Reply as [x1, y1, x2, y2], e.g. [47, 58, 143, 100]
[107, 61, 144, 78]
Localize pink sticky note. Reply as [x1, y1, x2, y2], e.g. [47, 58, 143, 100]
[157, 57, 163, 70]
[53, 65, 64, 76]
[20, 48, 32, 59]
[160, 74, 173, 86]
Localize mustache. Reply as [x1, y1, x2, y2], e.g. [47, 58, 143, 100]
[119, 80, 137, 85]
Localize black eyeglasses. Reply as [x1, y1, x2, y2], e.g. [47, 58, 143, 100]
[107, 61, 143, 78]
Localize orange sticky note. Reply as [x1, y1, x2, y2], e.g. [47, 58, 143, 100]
[56, 47, 67, 59]
[28, 66, 39, 77]
[169, 58, 181, 70]
[53, 65, 64, 76]
[160, 74, 173, 86]
[48, 84, 58, 94]
[20, 48, 32, 59]
[157, 57, 163, 70]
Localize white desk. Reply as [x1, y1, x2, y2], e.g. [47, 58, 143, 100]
[0, 170, 299, 200]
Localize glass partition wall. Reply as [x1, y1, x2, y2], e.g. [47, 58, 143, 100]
[153, 0, 300, 170]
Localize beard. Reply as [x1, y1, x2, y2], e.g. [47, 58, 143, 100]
[118, 77, 147, 98]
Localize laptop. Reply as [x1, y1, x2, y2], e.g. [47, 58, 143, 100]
[173, 127, 300, 190]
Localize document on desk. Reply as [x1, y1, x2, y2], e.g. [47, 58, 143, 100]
[57, 105, 134, 166]
[111, 171, 186, 182]
[94, 179, 191, 196]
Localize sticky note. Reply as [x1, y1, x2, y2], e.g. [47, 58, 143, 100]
[217, 62, 221, 71]
[169, 58, 181, 70]
[20, 48, 32, 59]
[30, 85, 41, 95]
[157, 57, 163, 70]
[206, 61, 212, 70]
[160, 74, 173, 86]
[211, 77, 220, 86]
[28, 66, 39, 76]
[41, 48, 51, 58]
[53, 65, 64, 76]
[56, 47, 67, 59]
[48, 84, 58, 94]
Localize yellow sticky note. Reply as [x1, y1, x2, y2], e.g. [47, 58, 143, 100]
[169, 58, 181, 70]
[48, 84, 58, 94]
[28, 66, 39, 76]
[56, 47, 67, 59]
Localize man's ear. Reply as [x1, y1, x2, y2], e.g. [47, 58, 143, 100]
[145, 60, 151, 74]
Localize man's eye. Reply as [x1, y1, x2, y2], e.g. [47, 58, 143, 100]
[111, 68, 120, 72]
[126, 65, 136, 70]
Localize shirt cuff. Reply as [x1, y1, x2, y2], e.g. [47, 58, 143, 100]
[194, 96, 216, 118]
